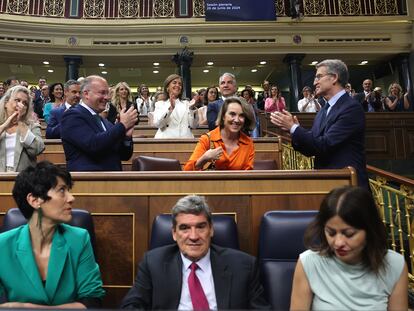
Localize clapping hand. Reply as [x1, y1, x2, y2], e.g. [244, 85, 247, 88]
[270, 110, 299, 132]
[119, 106, 138, 137]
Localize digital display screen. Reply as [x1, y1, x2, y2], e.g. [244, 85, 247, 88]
[205, 0, 276, 21]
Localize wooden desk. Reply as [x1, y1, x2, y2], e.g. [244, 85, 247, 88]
[38, 137, 283, 170]
[259, 112, 414, 161]
[41, 124, 209, 139]
[0, 169, 356, 307]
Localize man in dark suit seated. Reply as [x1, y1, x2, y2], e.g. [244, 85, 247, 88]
[270, 59, 369, 190]
[207, 72, 238, 131]
[61, 75, 138, 171]
[46, 80, 81, 139]
[121, 195, 271, 310]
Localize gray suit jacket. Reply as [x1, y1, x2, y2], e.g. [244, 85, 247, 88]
[0, 122, 44, 172]
[121, 244, 271, 310]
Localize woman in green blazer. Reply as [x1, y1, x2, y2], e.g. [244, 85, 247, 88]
[0, 161, 105, 308]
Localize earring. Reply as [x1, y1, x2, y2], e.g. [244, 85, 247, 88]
[36, 207, 43, 229]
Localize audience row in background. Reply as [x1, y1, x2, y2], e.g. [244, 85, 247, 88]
[1, 75, 412, 121]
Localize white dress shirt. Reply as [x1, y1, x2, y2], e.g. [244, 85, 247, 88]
[178, 250, 217, 310]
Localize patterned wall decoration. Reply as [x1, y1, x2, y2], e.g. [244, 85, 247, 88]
[276, 0, 286, 16]
[193, 0, 204, 17]
[44, 0, 65, 17]
[7, 0, 29, 14]
[0, 0, 406, 18]
[375, 0, 398, 14]
[83, 0, 105, 18]
[339, 0, 361, 15]
[304, 0, 326, 15]
[153, 0, 174, 17]
[118, 0, 140, 17]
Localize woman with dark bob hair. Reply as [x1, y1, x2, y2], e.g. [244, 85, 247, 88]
[184, 96, 255, 170]
[290, 186, 407, 310]
[0, 161, 105, 308]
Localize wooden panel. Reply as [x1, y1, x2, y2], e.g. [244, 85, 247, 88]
[41, 124, 209, 139]
[259, 112, 414, 161]
[38, 137, 282, 169]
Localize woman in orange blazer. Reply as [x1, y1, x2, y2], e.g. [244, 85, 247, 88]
[184, 97, 255, 171]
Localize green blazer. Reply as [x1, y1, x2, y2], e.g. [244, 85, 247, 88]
[0, 224, 105, 305]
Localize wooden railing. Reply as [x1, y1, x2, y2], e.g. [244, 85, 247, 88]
[277, 130, 414, 286]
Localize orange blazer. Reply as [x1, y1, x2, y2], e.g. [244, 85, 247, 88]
[184, 127, 255, 171]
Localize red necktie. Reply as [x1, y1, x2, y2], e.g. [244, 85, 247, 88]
[188, 262, 209, 310]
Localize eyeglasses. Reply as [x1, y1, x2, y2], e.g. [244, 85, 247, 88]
[314, 73, 332, 81]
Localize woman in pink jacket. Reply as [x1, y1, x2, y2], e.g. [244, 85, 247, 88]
[265, 85, 286, 112]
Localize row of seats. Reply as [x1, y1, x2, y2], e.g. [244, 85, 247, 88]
[0, 208, 316, 309]
[132, 155, 278, 171]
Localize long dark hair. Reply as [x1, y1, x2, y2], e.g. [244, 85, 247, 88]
[48, 82, 64, 103]
[304, 186, 387, 273]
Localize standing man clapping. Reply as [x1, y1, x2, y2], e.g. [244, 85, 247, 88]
[61, 75, 138, 171]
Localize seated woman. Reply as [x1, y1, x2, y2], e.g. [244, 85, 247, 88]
[0, 161, 105, 308]
[0, 85, 44, 172]
[153, 74, 198, 138]
[184, 97, 255, 171]
[290, 186, 407, 310]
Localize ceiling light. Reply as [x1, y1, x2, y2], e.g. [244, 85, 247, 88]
[311, 61, 318, 65]
[251, 69, 258, 73]
[153, 62, 159, 66]
[203, 69, 209, 73]
[207, 61, 214, 66]
[153, 70, 159, 74]
[101, 71, 107, 74]
[259, 61, 267, 65]
[98, 63, 105, 67]
[359, 60, 368, 65]
[43, 61, 49, 65]
[47, 69, 54, 73]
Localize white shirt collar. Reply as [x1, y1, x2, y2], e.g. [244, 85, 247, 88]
[180, 249, 211, 272]
[80, 100, 98, 115]
[327, 89, 346, 107]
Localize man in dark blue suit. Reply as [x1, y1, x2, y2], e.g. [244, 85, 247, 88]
[270, 59, 369, 189]
[61, 75, 138, 171]
[121, 195, 270, 310]
[46, 80, 81, 139]
[207, 72, 237, 130]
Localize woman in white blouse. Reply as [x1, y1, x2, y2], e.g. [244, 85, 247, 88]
[297, 86, 321, 112]
[0, 85, 44, 172]
[153, 74, 198, 138]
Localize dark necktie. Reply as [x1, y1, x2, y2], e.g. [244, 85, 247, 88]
[94, 114, 105, 131]
[188, 263, 209, 311]
[319, 102, 330, 129]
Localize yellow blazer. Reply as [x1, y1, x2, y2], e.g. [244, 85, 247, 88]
[0, 224, 105, 305]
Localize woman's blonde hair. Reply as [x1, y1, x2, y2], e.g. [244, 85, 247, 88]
[388, 82, 402, 96]
[111, 82, 133, 111]
[0, 85, 34, 125]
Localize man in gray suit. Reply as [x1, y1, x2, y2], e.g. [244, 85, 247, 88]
[121, 195, 270, 310]
[207, 73, 238, 130]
